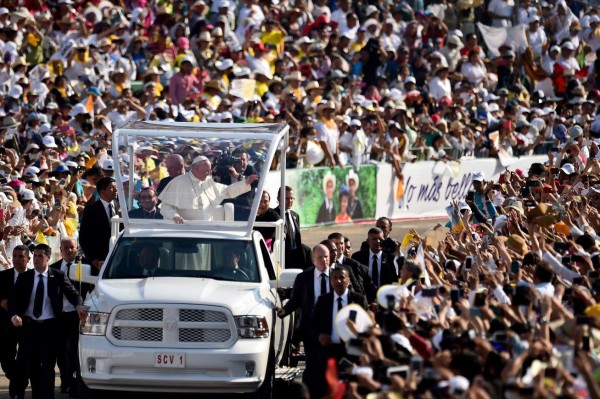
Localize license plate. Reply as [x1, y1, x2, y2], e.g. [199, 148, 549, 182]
[154, 353, 185, 368]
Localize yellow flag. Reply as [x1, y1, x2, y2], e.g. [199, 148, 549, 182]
[35, 230, 48, 245]
[395, 175, 405, 200]
[75, 258, 82, 281]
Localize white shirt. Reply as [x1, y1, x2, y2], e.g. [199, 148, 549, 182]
[331, 289, 349, 344]
[100, 198, 114, 220]
[460, 62, 487, 85]
[488, 0, 514, 28]
[428, 76, 452, 101]
[26, 269, 55, 320]
[313, 268, 330, 305]
[369, 250, 382, 286]
[527, 27, 547, 58]
[534, 281, 555, 297]
[60, 260, 76, 312]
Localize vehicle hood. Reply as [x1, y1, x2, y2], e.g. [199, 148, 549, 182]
[91, 277, 266, 315]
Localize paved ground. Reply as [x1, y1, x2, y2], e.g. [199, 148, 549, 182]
[0, 218, 445, 398]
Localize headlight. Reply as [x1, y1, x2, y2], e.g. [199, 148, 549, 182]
[80, 312, 110, 335]
[235, 316, 269, 339]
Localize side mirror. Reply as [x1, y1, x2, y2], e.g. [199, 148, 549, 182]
[68, 263, 98, 285]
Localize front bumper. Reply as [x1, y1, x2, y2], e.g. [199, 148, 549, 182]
[79, 335, 269, 393]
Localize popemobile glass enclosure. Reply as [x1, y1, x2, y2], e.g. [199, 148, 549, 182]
[112, 121, 288, 231]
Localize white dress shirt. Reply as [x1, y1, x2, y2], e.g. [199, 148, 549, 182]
[12, 268, 21, 284]
[60, 260, 76, 312]
[331, 289, 348, 344]
[100, 198, 114, 220]
[313, 268, 330, 305]
[26, 268, 55, 320]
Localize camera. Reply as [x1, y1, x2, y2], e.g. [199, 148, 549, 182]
[213, 152, 242, 181]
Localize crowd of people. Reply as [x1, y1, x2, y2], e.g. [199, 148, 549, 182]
[280, 161, 600, 399]
[0, 0, 597, 398]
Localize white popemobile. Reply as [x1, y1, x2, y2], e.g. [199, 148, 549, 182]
[71, 122, 301, 399]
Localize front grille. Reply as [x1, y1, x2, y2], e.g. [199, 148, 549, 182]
[112, 327, 163, 341]
[115, 308, 163, 321]
[179, 328, 231, 342]
[179, 309, 227, 322]
[109, 305, 235, 348]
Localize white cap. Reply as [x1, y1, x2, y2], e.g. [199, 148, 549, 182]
[101, 158, 114, 170]
[561, 163, 576, 174]
[42, 135, 58, 148]
[0, 8, 8, 15]
[70, 103, 88, 117]
[562, 41, 575, 51]
[21, 189, 35, 201]
[472, 171, 485, 181]
[404, 76, 416, 85]
[350, 119, 361, 127]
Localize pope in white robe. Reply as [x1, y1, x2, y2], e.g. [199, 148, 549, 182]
[159, 156, 259, 223]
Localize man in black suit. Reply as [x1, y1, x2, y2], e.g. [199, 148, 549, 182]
[328, 233, 377, 305]
[352, 227, 398, 288]
[312, 265, 368, 357]
[277, 244, 331, 398]
[320, 240, 364, 298]
[274, 186, 305, 269]
[0, 245, 30, 399]
[9, 244, 88, 399]
[128, 187, 163, 219]
[311, 265, 367, 398]
[79, 176, 119, 271]
[49, 237, 90, 396]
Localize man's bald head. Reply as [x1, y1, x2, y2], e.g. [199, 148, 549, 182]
[312, 244, 330, 272]
[165, 154, 185, 177]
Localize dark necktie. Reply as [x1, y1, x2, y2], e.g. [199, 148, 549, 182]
[33, 274, 44, 318]
[320, 272, 327, 296]
[108, 203, 114, 218]
[372, 255, 379, 287]
[337, 297, 343, 313]
[66, 262, 72, 276]
[286, 213, 297, 250]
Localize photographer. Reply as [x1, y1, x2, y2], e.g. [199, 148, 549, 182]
[218, 148, 259, 221]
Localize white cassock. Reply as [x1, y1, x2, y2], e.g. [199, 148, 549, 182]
[158, 172, 250, 221]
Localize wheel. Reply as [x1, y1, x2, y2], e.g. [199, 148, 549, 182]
[252, 348, 275, 399]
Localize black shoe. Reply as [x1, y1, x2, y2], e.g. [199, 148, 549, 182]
[60, 384, 69, 393]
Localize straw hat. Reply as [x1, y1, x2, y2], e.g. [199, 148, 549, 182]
[204, 80, 223, 91]
[305, 81, 320, 92]
[322, 171, 336, 192]
[449, 120, 464, 132]
[346, 169, 359, 189]
[285, 71, 304, 82]
[317, 100, 337, 113]
[142, 66, 161, 79]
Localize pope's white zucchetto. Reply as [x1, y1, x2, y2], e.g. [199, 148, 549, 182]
[192, 155, 209, 165]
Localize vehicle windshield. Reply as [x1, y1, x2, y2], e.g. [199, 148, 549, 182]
[103, 237, 260, 283]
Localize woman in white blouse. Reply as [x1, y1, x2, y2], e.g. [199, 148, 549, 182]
[428, 65, 452, 101]
[460, 49, 488, 88]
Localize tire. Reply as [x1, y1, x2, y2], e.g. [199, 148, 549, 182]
[252, 348, 275, 399]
